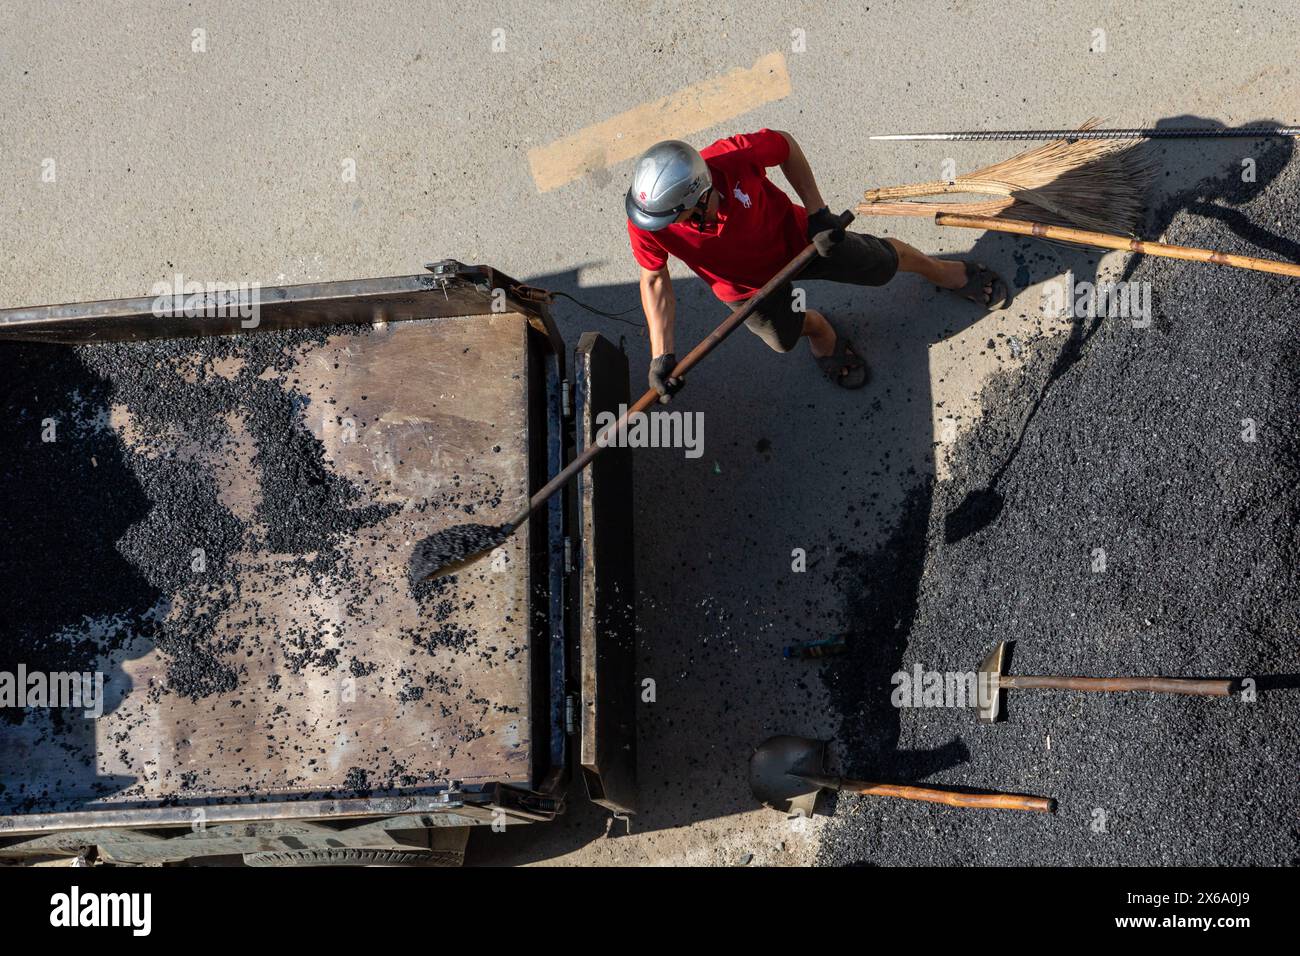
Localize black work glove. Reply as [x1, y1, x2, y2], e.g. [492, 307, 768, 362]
[807, 205, 847, 257]
[649, 353, 684, 403]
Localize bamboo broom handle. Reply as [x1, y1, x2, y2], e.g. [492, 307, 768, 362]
[936, 213, 1300, 279]
[864, 178, 1021, 202]
[855, 198, 1016, 218]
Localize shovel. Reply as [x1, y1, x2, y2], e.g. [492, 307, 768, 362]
[409, 210, 857, 581]
[749, 735, 1055, 815]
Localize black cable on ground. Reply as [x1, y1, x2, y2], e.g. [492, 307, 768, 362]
[511, 284, 644, 330]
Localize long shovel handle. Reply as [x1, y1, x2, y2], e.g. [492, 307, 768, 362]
[507, 210, 855, 528]
[1005, 676, 1233, 696]
[802, 774, 1054, 813]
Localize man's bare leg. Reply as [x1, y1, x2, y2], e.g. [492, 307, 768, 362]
[802, 308, 836, 357]
[802, 307, 868, 385]
[887, 238, 993, 298]
[797, 240, 992, 366]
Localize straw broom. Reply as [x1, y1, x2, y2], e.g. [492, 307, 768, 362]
[858, 119, 1158, 234]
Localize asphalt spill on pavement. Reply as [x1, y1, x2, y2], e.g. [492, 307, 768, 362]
[818, 145, 1299, 865]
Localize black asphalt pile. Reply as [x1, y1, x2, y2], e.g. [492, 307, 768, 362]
[819, 147, 1299, 865]
[0, 324, 403, 703]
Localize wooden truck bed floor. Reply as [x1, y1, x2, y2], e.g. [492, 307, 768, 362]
[0, 314, 536, 818]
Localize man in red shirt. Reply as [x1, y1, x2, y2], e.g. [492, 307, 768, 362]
[626, 129, 1007, 396]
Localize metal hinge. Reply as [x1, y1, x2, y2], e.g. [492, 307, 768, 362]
[561, 379, 572, 418]
[563, 536, 573, 574]
[564, 694, 577, 734]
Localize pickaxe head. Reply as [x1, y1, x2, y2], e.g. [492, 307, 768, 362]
[977, 640, 1011, 723]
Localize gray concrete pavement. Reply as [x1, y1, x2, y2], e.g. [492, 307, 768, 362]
[2, 1, 1297, 865]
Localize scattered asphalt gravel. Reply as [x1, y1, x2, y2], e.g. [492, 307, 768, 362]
[818, 147, 1299, 865]
[25, 324, 405, 701]
[0, 323, 496, 812]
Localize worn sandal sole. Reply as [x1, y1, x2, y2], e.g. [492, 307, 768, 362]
[945, 260, 1011, 311]
[815, 333, 871, 389]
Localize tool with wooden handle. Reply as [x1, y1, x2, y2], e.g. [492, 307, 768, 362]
[936, 212, 1300, 279]
[978, 640, 1234, 723]
[857, 120, 1156, 235]
[516, 211, 852, 520]
[409, 211, 856, 581]
[750, 735, 1056, 816]
[797, 772, 1055, 813]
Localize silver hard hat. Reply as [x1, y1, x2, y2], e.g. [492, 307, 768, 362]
[625, 140, 712, 231]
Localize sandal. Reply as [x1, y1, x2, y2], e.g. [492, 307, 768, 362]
[945, 261, 1011, 311]
[815, 332, 871, 389]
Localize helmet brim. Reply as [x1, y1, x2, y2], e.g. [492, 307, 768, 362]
[625, 189, 680, 232]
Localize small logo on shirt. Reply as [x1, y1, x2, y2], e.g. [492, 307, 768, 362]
[732, 185, 752, 208]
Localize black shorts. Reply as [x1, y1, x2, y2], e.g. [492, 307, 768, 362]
[726, 231, 900, 352]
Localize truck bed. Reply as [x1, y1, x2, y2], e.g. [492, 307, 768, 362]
[0, 311, 542, 821]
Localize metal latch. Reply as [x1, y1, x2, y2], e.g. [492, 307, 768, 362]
[424, 259, 493, 295]
[425, 259, 462, 300]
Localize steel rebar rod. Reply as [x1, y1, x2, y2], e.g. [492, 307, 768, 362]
[870, 126, 1300, 142]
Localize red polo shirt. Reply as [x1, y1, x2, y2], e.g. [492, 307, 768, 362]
[627, 128, 809, 301]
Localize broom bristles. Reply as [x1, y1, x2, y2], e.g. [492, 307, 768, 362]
[863, 119, 1158, 234]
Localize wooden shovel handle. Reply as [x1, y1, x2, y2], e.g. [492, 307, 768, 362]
[1005, 675, 1233, 696]
[837, 779, 1055, 813]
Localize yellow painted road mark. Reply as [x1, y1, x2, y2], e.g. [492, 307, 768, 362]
[527, 52, 791, 193]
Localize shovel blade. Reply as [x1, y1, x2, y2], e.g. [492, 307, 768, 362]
[749, 735, 828, 817]
[408, 522, 512, 584]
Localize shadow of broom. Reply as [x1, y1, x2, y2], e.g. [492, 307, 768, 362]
[856, 122, 1158, 544]
[945, 315, 1101, 544]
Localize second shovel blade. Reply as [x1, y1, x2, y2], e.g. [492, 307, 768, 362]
[749, 735, 828, 817]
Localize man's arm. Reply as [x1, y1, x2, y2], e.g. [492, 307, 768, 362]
[774, 130, 826, 213]
[640, 265, 675, 357]
[639, 265, 686, 400]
